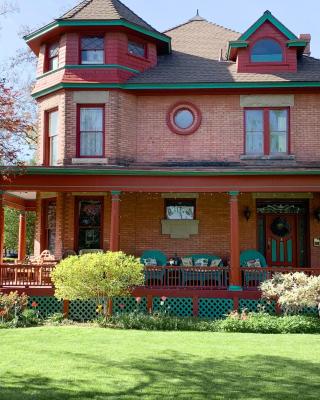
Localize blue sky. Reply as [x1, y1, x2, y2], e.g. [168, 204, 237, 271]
[0, 0, 320, 63]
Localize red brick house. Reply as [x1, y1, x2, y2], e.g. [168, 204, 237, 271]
[1, 0, 320, 317]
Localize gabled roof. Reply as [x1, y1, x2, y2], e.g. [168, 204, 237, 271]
[60, 0, 158, 33]
[239, 10, 297, 41]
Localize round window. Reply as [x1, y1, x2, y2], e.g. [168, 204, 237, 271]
[174, 109, 195, 129]
[167, 102, 202, 135]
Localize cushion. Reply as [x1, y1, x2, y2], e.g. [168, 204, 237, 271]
[194, 258, 209, 267]
[210, 258, 222, 267]
[181, 257, 193, 266]
[143, 258, 158, 267]
[246, 259, 262, 268]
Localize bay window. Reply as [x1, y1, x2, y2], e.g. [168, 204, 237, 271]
[47, 42, 59, 71]
[78, 105, 104, 157]
[81, 36, 105, 64]
[245, 108, 289, 155]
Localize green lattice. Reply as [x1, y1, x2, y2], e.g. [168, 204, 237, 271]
[199, 298, 234, 319]
[300, 307, 318, 316]
[69, 300, 97, 321]
[28, 296, 63, 318]
[239, 299, 276, 315]
[112, 297, 147, 314]
[152, 297, 193, 317]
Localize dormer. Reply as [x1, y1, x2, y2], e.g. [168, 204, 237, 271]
[227, 10, 308, 73]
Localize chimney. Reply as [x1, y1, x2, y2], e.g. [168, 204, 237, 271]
[299, 34, 311, 56]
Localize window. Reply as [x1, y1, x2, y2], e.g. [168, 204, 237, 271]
[78, 106, 104, 157]
[251, 39, 283, 63]
[128, 40, 146, 58]
[77, 199, 103, 250]
[245, 108, 289, 155]
[48, 110, 59, 166]
[81, 36, 104, 64]
[165, 200, 196, 220]
[43, 200, 56, 253]
[47, 42, 59, 71]
[167, 102, 202, 135]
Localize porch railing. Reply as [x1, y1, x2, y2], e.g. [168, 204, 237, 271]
[242, 267, 320, 289]
[0, 264, 55, 288]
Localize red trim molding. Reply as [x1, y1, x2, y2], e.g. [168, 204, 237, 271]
[167, 102, 202, 135]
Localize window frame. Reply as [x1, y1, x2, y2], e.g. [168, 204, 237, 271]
[46, 41, 59, 72]
[164, 199, 196, 220]
[127, 38, 148, 59]
[74, 197, 104, 252]
[250, 37, 284, 64]
[44, 108, 59, 166]
[80, 34, 105, 65]
[244, 107, 290, 156]
[76, 104, 105, 158]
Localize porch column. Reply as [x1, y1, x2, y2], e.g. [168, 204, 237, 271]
[229, 191, 242, 291]
[18, 211, 27, 261]
[110, 191, 121, 252]
[0, 191, 4, 263]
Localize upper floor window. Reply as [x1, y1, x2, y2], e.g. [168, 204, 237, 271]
[251, 39, 283, 63]
[81, 36, 105, 64]
[128, 40, 146, 58]
[245, 108, 289, 155]
[78, 105, 104, 157]
[48, 110, 59, 166]
[48, 43, 59, 71]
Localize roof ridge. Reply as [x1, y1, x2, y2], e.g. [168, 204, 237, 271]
[164, 18, 240, 36]
[60, 0, 94, 19]
[112, 0, 156, 32]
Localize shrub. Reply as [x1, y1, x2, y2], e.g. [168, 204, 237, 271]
[46, 312, 65, 325]
[260, 272, 320, 315]
[0, 291, 28, 322]
[219, 311, 320, 334]
[51, 252, 144, 315]
[19, 309, 40, 327]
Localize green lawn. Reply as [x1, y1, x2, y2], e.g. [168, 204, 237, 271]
[0, 327, 319, 400]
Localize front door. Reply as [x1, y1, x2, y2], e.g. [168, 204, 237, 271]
[266, 214, 297, 268]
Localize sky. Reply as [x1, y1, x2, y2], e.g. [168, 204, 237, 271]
[0, 0, 320, 64]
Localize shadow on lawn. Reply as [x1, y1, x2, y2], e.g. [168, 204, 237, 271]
[0, 352, 319, 400]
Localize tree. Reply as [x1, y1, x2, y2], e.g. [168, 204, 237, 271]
[51, 252, 145, 315]
[260, 272, 320, 316]
[4, 207, 36, 255]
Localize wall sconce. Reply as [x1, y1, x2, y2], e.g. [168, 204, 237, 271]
[314, 207, 320, 222]
[244, 206, 251, 221]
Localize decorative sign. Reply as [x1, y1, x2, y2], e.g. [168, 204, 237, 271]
[313, 238, 320, 247]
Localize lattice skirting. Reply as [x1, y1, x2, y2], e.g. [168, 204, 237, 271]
[69, 300, 98, 321]
[199, 298, 234, 319]
[112, 297, 147, 314]
[28, 296, 63, 318]
[239, 299, 276, 315]
[153, 297, 193, 317]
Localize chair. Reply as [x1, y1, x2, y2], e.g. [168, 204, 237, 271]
[141, 250, 167, 284]
[240, 250, 267, 287]
[181, 254, 225, 287]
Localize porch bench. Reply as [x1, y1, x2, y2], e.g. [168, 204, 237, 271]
[141, 250, 167, 285]
[240, 250, 268, 287]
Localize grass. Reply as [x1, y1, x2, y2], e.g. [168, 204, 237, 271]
[0, 327, 319, 399]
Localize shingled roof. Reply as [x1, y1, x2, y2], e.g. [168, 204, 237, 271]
[128, 18, 320, 85]
[60, 0, 158, 33]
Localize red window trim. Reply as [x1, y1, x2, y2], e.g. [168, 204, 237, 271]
[45, 41, 60, 73]
[127, 38, 148, 60]
[244, 107, 290, 156]
[167, 102, 202, 135]
[44, 107, 58, 166]
[74, 196, 104, 252]
[79, 34, 106, 65]
[76, 104, 106, 158]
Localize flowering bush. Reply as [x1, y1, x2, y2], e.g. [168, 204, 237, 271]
[260, 272, 320, 315]
[0, 291, 28, 323]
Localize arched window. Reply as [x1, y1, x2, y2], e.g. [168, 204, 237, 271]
[251, 39, 283, 62]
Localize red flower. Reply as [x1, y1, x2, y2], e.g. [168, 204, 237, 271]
[135, 297, 142, 303]
[0, 309, 7, 317]
[161, 296, 167, 302]
[31, 302, 38, 308]
[119, 303, 125, 309]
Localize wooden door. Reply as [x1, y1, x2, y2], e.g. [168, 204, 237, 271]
[265, 214, 297, 268]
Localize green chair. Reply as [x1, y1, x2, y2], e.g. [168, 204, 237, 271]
[240, 250, 267, 287]
[141, 250, 167, 284]
[181, 254, 225, 287]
